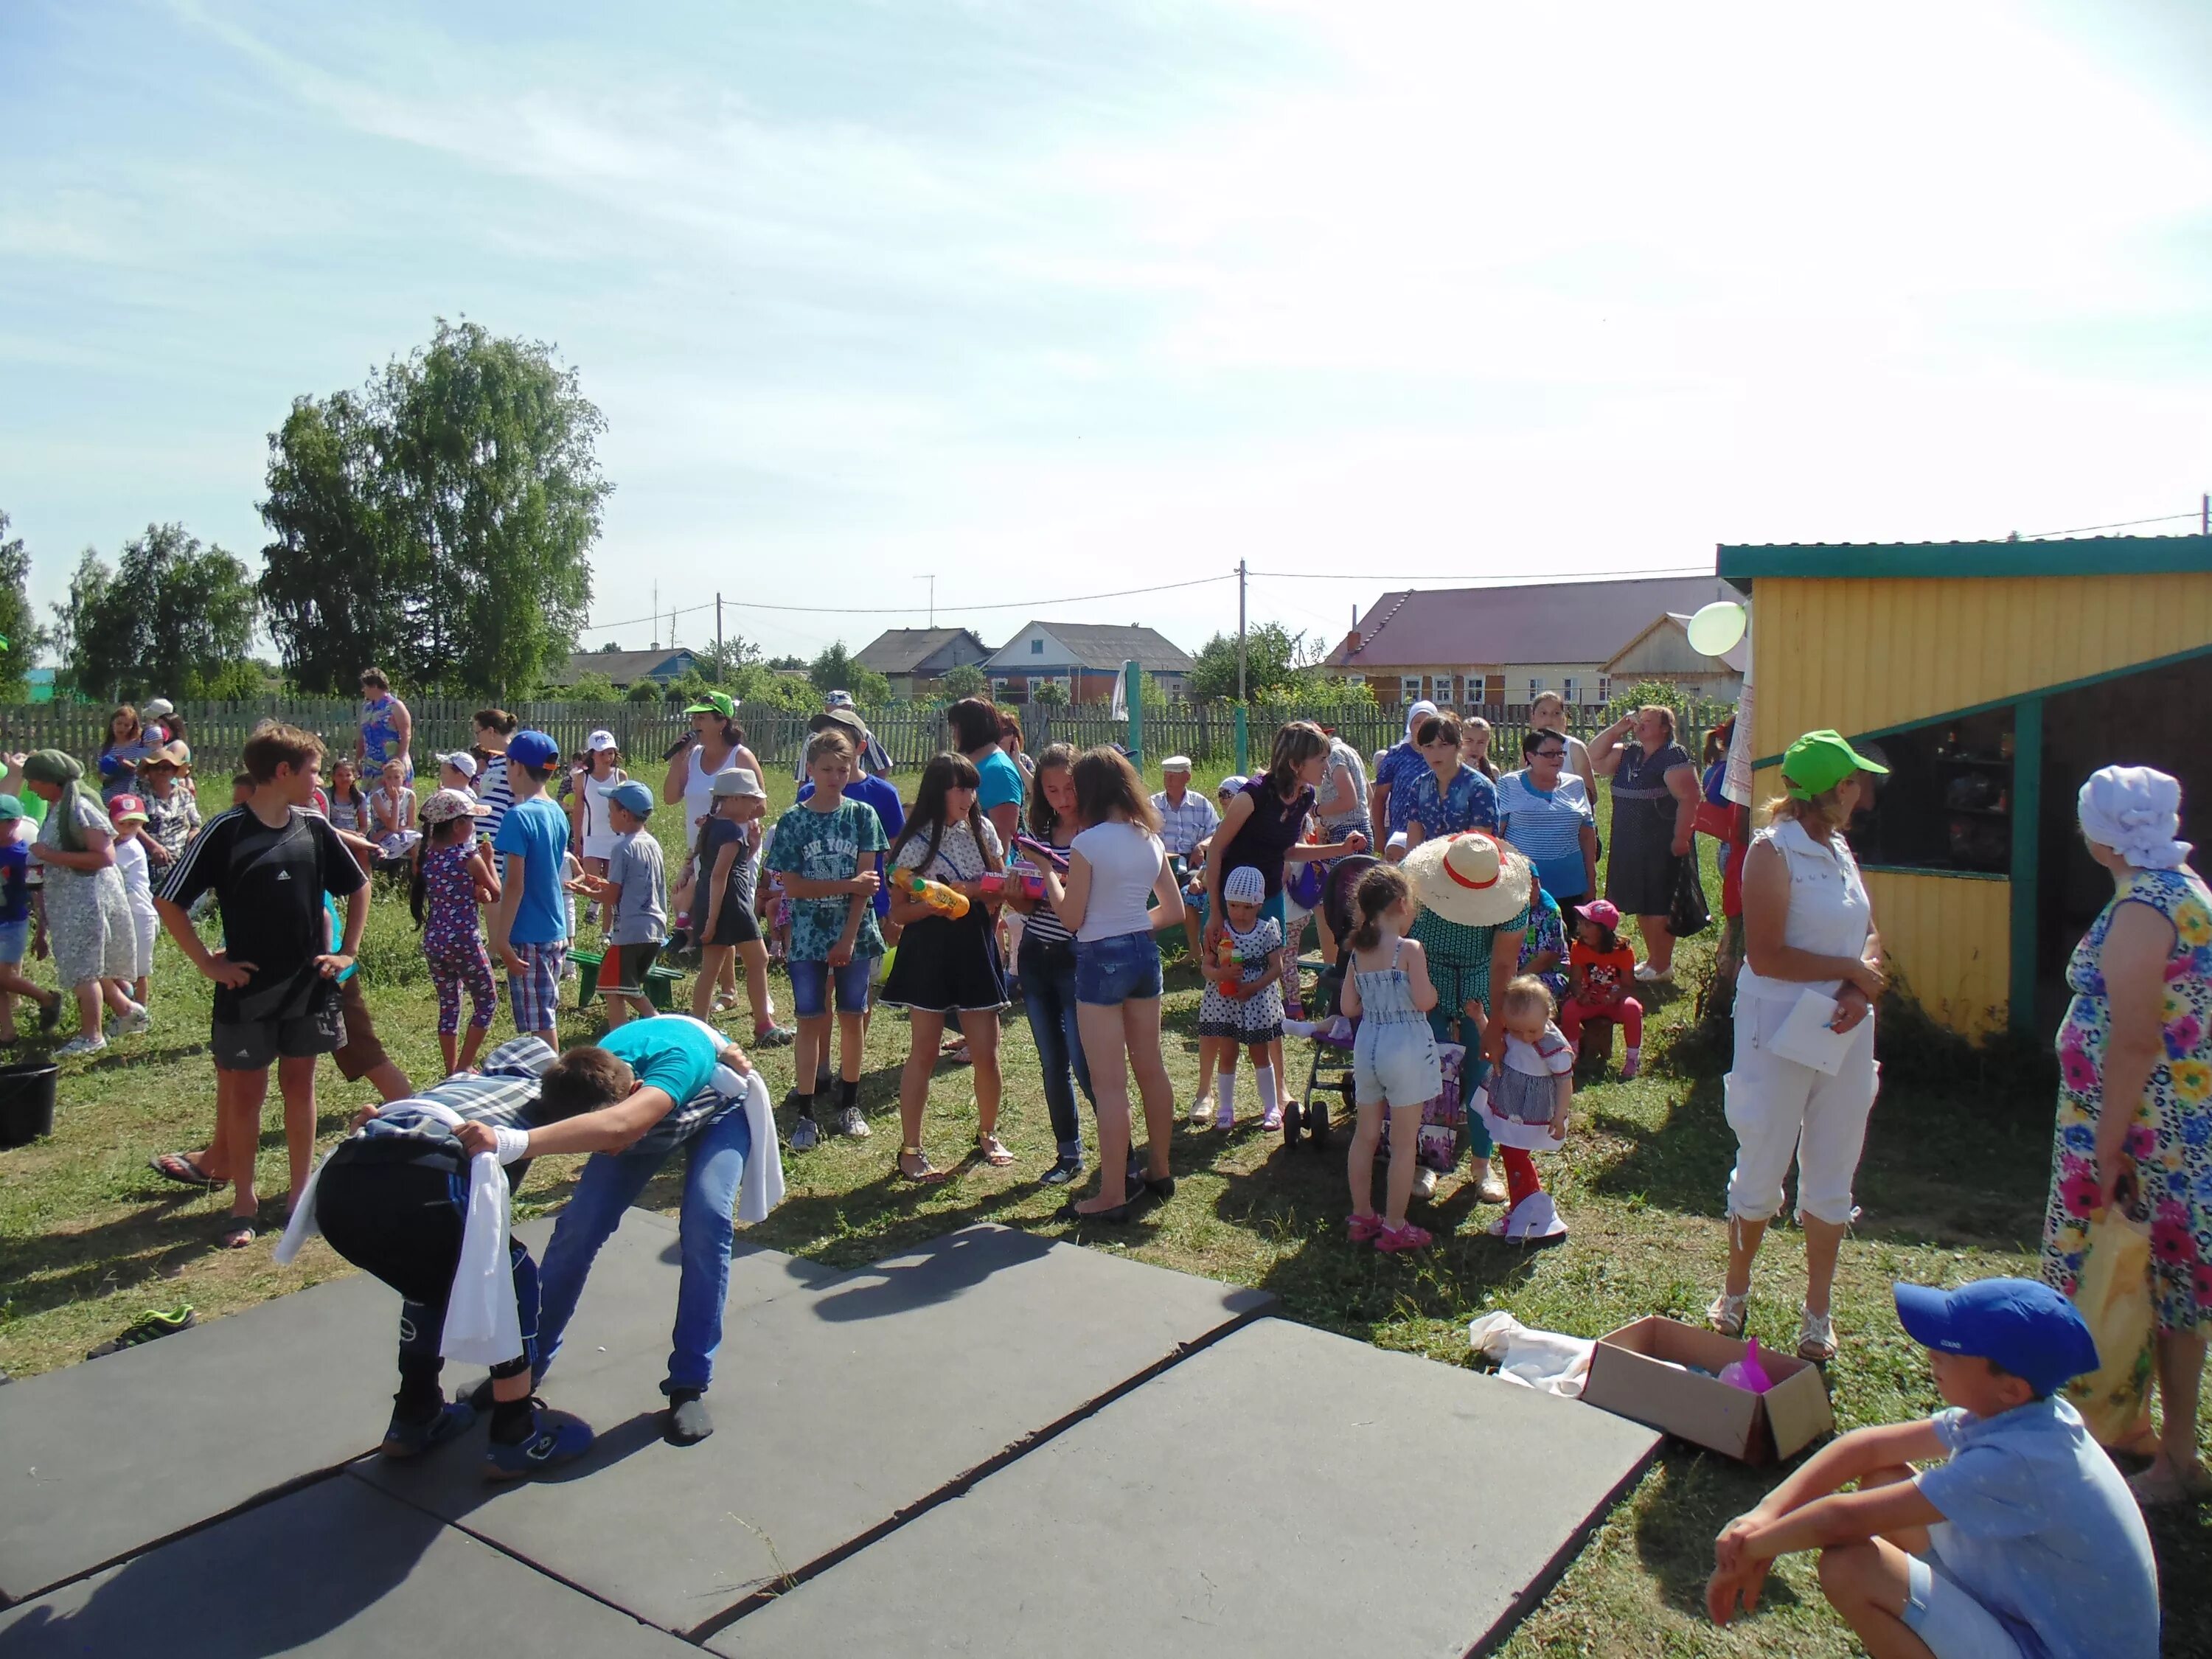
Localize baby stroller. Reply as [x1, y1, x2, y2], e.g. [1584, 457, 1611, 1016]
[1282, 853, 1378, 1150]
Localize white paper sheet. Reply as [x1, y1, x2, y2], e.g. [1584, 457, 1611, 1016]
[1770, 989, 1853, 1075]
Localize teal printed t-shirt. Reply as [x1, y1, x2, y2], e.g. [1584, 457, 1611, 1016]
[766, 797, 888, 963]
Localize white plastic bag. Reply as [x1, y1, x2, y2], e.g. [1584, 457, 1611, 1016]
[1467, 1310, 1594, 1399]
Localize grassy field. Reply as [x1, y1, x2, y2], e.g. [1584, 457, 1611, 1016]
[3, 762, 2207, 1655]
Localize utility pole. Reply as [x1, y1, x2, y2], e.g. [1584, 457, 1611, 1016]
[917, 574, 936, 627]
[716, 592, 724, 678]
[1237, 558, 1248, 703]
[2202, 492, 2208, 536]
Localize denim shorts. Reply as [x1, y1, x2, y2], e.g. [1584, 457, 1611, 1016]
[0, 917, 27, 965]
[1075, 930, 1162, 1006]
[789, 955, 872, 1018]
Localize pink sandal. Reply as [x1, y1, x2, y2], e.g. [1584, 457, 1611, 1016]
[1347, 1212, 1385, 1245]
[1375, 1221, 1433, 1253]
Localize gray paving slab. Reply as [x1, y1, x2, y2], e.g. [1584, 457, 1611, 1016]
[358, 1222, 1274, 1637]
[0, 1208, 824, 1604]
[0, 1476, 693, 1657]
[707, 1316, 1661, 1659]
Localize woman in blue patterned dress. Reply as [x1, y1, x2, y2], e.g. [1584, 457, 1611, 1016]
[2040, 765, 2212, 1506]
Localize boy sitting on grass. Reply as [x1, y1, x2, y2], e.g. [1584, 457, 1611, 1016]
[1708, 1276, 2157, 1659]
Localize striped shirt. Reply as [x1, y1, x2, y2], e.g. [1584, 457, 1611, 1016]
[1495, 768, 1595, 899]
[1150, 789, 1219, 860]
[352, 1037, 557, 1177]
[1015, 832, 1078, 947]
[476, 754, 515, 842]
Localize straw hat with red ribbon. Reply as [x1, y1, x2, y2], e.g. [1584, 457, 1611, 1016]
[1401, 830, 1534, 929]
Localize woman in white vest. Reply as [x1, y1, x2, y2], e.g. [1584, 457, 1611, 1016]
[1710, 730, 1890, 1364]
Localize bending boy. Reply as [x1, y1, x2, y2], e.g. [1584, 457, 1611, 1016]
[279, 1037, 594, 1479]
[456, 1014, 763, 1447]
[1708, 1277, 2157, 1659]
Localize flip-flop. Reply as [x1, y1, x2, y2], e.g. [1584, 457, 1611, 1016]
[216, 1218, 257, 1250]
[150, 1152, 223, 1189]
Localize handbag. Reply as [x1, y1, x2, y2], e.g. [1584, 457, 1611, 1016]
[1668, 851, 1712, 938]
[1692, 800, 1735, 841]
[2065, 1187, 2156, 1449]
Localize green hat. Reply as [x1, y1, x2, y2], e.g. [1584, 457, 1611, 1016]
[685, 690, 735, 719]
[0, 795, 25, 822]
[1782, 729, 1889, 800]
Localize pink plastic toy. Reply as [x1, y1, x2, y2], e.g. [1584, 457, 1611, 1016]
[1717, 1338, 1775, 1394]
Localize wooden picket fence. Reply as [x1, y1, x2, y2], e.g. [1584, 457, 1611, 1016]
[4, 696, 1714, 779]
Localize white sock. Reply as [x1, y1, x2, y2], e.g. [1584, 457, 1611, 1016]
[1219, 1069, 1239, 1119]
[1256, 1065, 1279, 1114]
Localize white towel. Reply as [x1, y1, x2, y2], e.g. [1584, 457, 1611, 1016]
[274, 1099, 523, 1366]
[1467, 1310, 1593, 1398]
[713, 1064, 785, 1223]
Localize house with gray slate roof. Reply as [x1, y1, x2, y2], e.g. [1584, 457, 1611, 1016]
[983, 622, 1194, 703]
[853, 627, 993, 699]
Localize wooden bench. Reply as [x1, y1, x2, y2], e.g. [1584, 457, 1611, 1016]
[568, 947, 685, 1012]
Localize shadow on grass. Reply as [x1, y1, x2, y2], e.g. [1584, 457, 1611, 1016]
[1629, 1447, 1813, 1621]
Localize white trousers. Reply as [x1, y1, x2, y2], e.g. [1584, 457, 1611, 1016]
[1722, 995, 1879, 1225]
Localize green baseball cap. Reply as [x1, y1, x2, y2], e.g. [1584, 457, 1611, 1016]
[685, 690, 734, 719]
[0, 794, 24, 822]
[1782, 729, 1889, 800]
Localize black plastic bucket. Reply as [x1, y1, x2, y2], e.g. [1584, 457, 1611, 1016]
[0, 1060, 60, 1149]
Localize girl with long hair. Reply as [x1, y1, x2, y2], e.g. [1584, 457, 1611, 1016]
[882, 753, 1013, 1176]
[1003, 743, 1097, 1184]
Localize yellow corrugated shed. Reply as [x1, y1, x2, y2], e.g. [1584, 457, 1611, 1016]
[1860, 871, 2011, 1037]
[1752, 572, 2212, 750]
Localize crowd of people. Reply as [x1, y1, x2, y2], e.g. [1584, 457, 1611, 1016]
[9, 672, 2206, 1655]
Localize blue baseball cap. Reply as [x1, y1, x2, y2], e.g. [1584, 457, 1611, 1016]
[507, 730, 560, 770]
[607, 779, 656, 818]
[1893, 1277, 2099, 1397]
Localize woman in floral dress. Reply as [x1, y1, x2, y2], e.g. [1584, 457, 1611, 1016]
[2040, 764, 2212, 1506]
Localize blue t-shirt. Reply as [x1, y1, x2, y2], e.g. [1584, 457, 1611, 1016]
[599, 1015, 734, 1158]
[1913, 1396, 2158, 1659]
[493, 794, 571, 946]
[1375, 741, 1429, 836]
[976, 749, 1025, 818]
[799, 772, 905, 919]
[0, 840, 28, 926]
[1398, 762, 1499, 841]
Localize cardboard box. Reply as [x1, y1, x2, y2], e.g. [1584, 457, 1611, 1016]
[1581, 1316, 1834, 1465]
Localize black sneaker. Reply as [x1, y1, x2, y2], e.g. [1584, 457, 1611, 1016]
[484, 1406, 594, 1481]
[790, 1114, 821, 1152]
[664, 1388, 714, 1445]
[1041, 1154, 1084, 1186]
[86, 1304, 195, 1358]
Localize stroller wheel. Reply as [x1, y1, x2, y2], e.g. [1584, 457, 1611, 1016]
[1308, 1094, 1331, 1150]
[1281, 1097, 1304, 1147]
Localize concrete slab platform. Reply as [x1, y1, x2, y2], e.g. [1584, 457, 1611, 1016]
[0, 1476, 693, 1657]
[706, 1317, 1660, 1659]
[358, 1223, 1273, 1637]
[0, 1208, 825, 1604]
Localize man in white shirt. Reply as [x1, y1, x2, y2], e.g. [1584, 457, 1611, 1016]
[1150, 756, 1217, 961]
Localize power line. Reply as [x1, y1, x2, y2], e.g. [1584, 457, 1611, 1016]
[2020, 511, 2202, 540]
[1251, 564, 1718, 584]
[586, 571, 1232, 633]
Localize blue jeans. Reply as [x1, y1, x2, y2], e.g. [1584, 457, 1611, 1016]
[1074, 930, 1162, 1006]
[1020, 934, 1092, 1160]
[788, 956, 872, 1017]
[535, 1101, 754, 1395]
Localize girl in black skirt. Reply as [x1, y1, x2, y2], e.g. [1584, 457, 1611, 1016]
[882, 752, 1012, 1178]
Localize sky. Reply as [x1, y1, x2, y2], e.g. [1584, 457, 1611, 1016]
[4, 0, 2211, 667]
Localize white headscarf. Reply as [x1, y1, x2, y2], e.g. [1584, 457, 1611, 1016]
[2076, 765, 2191, 871]
[1405, 699, 1439, 740]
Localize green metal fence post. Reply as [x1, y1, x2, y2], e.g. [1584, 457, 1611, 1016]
[1234, 703, 1248, 776]
[1123, 659, 1142, 768]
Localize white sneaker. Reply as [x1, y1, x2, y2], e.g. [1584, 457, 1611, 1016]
[55, 1034, 107, 1059]
[1413, 1166, 1439, 1202]
[1187, 1096, 1214, 1128]
[1633, 961, 1672, 983]
[108, 1006, 152, 1038]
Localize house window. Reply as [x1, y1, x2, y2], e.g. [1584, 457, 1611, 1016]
[1401, 676, 1420, 703]
[1030, 639, 1044, 655]
[1526, 678, 1543, 704]
[1562, 677, 1581, 706]
[1597, 675, 1612, 705]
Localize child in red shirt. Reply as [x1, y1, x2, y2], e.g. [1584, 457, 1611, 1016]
[1558, 899, 1644, 1078]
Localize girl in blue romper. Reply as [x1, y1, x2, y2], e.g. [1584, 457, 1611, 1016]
[1340, 863, 1443, 1253]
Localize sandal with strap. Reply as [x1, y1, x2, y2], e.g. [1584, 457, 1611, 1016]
[1706, 1290, 1748, 1340]
[976, 1134, 1015, 1168]
[151, 1152, 223, 1189]
[898, 1147, 950, 1184]
[216, 1217, 257, 1251]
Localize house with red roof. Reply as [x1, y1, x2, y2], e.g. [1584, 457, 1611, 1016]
[1324, 575, 1742, 711]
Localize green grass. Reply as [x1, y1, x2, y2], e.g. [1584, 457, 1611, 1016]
[4, 765, 2207, 1655]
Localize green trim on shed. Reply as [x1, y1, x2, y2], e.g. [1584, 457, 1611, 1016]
[1719, 535, 2212, 586]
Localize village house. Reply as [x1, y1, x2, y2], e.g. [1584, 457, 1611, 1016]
[983, 622, 1194, 703]
[852, 627, 993, 700]
[1326, 575, 1739, 711]
[545, 646, 700, 690]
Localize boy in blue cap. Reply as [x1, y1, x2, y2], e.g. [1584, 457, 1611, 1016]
[1707, 1276, 2157, 1658]
[574, 779, 666, 1029]
[490, 730, 570, 1046]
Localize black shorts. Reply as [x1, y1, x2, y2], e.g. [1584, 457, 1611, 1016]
[705, 900, 762, 949]
[599, 940, 663, 995]
[211, 1001, 344, 1072]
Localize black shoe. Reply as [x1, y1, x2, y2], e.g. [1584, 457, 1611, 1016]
[1057, 1194, 1138, 1224]
[1142, 1173, 1176, 1202]
[1040, 1155, 1084, 1186]
[664, 1388, 714, 1445]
